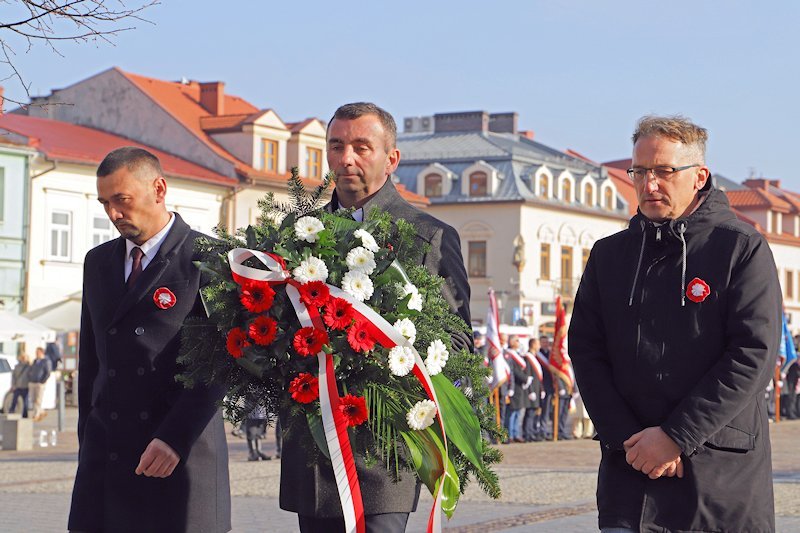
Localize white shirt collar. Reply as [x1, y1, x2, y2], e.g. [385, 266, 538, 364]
[125, 212, 175, 273]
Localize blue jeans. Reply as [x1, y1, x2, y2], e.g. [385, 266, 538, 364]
[9, 388, 28, 418]
[508, 408, 523, 439]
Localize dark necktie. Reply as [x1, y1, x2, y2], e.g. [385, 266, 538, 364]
[127, 247, 144, 289]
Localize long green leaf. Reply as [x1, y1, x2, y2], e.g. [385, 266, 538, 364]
[432, 374, 484, 470]
[400, 426, 460, 518]
[306, 411, 330, 460]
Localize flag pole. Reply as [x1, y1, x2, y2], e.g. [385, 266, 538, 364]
[553, 375, 559, 442]
[775, 365, 782, 423]
[493, 388, 501, 427]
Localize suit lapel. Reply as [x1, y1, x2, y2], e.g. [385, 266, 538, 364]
[110, 214, 191, 325]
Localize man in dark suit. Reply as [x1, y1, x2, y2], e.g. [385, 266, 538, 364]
[279, 102, 472, 532]
[68, 147, 231, 533]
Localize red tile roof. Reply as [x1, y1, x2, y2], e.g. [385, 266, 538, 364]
[0, 114, 237, 186]
[395, 182, 430, 208]
[726, 188, 793, 212]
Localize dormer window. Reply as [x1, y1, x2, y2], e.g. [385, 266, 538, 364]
[424, 174, 443, 197]
[562, 180, 572, 202]
[307, 147, 322, 179]
[263, 139, 278, 172]
[583, 181, 595, 206]
[604, 187, 614, 211]
[538, 175, 549, 197]
[470, 172, 488, 196]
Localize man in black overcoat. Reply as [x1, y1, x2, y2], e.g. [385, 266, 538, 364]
[68, 147, 231, 533]
[279, 102, 472, 532]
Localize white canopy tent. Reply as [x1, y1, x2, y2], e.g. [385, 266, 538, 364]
[0, 310, 56, 344]
[23, 291, 82, 333]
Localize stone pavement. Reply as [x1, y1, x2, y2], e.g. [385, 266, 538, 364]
[2, 407, 800, 532]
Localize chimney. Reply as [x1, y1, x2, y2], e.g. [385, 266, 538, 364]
[519, 130, 535, 140]
[488, 112, 518, 134]
[199, 81, 225, 115]
[743, 178, 772, 191]
[434, 111, 489, 133]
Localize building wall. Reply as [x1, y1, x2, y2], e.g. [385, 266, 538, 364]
[25, 161, 228, 312]
[0, 148, 30, 312]
[771, 241, 800, 334]
[27, 69, 235, 177]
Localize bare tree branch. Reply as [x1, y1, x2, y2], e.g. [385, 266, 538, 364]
[0, 0, 157, 104]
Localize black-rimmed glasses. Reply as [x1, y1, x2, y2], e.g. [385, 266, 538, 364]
[627, 164, 700, 182]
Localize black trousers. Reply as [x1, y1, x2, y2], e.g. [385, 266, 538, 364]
[298, 512, 409, 533]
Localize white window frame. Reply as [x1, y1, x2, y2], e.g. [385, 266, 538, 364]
[90, 213, 115, 248]
[48, 209, 72, 261]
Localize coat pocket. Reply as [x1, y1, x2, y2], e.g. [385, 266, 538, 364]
[704, 424, 755, 452]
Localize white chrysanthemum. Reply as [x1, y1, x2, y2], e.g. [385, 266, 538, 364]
[393, 318, 417, 345]
[292, 256, 329, 283]
[425, 339, 449, 375]
[406, 399, 437, 431]
[388, 345, 416, 376]
[294, 216, 325, 243]
[398, 282, 423, 311]
[354, 229, 379, 252]
[341, 270, 374, 302]
[345, 246, 376, 274]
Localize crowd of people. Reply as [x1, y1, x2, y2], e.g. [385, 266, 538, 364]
[2, 343, 60, 421]
[475, 331, 587, 442]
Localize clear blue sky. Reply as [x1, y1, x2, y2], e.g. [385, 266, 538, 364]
[5, 1, 799, 190]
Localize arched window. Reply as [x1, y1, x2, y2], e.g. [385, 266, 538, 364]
[470, 172, 488, 196]
[604, 187, 614, 210]
[424, 174, 443, 197]
[538, 175, 548, 197]
[562, 180, 572, 202]
[584, 182, 595, 206]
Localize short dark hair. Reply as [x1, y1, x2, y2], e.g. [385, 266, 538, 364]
[97, 146, 164, 178]
[328, 102, 397, 150]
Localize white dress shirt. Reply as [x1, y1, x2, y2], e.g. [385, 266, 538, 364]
[124, 213, 176, 283]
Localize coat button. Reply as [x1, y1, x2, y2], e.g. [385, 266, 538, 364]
[109, 452, 118, 461]
[108, 369, 116, 378]
[109, 412, 118, 420]
[139, 411, 149, 421]
[134, 326, 145, 336]
[108, 327, 118, 335]
[136, 367, 145, 376]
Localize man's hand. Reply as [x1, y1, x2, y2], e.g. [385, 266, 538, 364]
[135, 438, 180, 478]
[623, 426, 682, 480]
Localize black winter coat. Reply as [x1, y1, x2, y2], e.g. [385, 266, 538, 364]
[68, 214, 231, 533]
[569, 185, 781, 532]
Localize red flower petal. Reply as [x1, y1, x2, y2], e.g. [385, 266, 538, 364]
[347, 321, 375, 353]
[299, 281, 331, 308]
[249, 316, 278, 345]
[292, 326, 329, 356]
[323, 297, 354, 330]
[240, 281, 275, 313]
[338, 394, 368, 427]
[226, 327, 250, 358]
[289, 373, 319, 403]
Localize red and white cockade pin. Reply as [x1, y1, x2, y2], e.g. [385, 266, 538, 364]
[686, 277, 711, 303]
[153, 287, 177, 309]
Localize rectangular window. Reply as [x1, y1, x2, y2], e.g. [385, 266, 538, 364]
[262, 139, 278, 172]
[469, 172, 488, 196]
[540, 243, 551, 280]
[49, 210, 72, 261]
[307, 147, 322, 179]
[468, 241, 487, 277]
[787, 270, 795, 300]
[0, 168, 5, 222]
[92, 215, 115, 247]
[561, 246, 573, 290]
[771, 211, 781, 234]
[424, 175, 443, 197]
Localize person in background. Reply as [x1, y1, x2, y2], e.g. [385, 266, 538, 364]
[245, 403, 270, 462]
[505, 335, 527, 443]
[28, 347, 51, 422]
[9, 352, 32, 417]
[522, 338, 543, 442]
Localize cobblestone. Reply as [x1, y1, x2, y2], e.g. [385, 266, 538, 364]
[3, 408, 800, 531]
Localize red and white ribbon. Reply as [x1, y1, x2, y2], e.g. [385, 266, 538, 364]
[227, 248, 450, 533]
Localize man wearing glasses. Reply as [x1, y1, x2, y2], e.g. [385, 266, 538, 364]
[569, 115, 781, 531]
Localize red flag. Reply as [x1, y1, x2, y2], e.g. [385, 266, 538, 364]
[486, 289, 510, 389]
[549, 295, 574, 393]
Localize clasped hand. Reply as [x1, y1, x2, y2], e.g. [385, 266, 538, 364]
[623, 427, 683, 480]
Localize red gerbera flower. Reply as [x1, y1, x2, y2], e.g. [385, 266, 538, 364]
[289, 373, 319, 404]
[347, 320, 375, 353]
[239, 280, 275, 313]
[338, 394, 368, 427]
[293, 326, 329, 356]
[249, 316, 278, 345]
[299, 280, 331, 308]
[226, 327, 250, 358]
[324, 297, 354, 330]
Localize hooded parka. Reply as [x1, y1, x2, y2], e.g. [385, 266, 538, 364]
[569, 184, 781, 532]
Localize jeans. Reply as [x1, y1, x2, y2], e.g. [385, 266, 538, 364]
[10, 388, 28, 418]
[508, 409, 523, 439]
